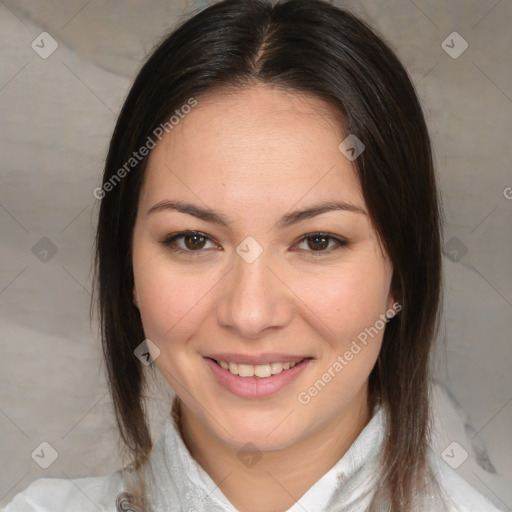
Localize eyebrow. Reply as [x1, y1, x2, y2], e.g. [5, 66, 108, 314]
[146, 199, 367, 229]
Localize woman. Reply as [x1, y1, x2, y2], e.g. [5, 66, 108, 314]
[3, 0, 504, 511]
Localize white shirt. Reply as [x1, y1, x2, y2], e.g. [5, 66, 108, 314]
[2, 397, 503, 512]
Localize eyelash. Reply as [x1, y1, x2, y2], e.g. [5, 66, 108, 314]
[159, 231, 350, 258]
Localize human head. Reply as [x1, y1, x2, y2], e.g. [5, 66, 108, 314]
[93, 1, 443, 509]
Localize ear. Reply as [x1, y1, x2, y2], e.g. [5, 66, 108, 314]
[386, 289, 398, 318]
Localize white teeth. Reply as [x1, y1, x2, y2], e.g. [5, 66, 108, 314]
[270, 362, 283, 374]
[238, 364, 254, 377]
[254, 364, 271, 378]
[217, 359, 300, 378]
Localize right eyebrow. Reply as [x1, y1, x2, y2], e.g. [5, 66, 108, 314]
[146, 200, 232, 229]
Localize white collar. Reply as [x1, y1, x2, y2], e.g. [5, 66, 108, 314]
[144, 396, 386, 512]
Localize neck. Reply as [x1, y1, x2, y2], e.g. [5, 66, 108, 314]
[175, 387, 373, 512]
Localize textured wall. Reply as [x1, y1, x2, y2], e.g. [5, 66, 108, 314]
[0, 0, 510, 509]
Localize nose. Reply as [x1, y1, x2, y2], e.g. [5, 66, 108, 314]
[215, 249, 294, 339]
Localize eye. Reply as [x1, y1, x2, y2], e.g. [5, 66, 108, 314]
[294, 233, 349, 256]
[160, 231, 349, 258]
[160, 231, 219, 255]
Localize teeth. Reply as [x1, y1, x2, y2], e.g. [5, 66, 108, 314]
[238, 364, 254, 377]
[217, 359, 299, 378]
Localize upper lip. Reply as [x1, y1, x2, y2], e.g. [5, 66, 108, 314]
[205, 353, 311, 365]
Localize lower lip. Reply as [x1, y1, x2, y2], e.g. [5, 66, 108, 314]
[205, 357, 311, 399]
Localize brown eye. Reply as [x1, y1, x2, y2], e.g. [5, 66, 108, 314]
[160, 231, 217, 255]
[306, 234, 330, 251]
[183, 233, 207, 250]
[295, 232, 349, 256]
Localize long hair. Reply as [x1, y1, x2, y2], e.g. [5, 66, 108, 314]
[91, 1, 444, 510]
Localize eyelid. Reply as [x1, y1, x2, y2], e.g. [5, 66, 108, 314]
[293, 232, 349, 255]
[160, 230, 219, 253]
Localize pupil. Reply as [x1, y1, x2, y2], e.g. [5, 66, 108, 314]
[185, 234, 205, 250]
[309, 235, 328, 251]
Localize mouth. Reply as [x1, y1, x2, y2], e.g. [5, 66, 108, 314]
[208, 357, 311, 378]
[205, 356, 312, 398]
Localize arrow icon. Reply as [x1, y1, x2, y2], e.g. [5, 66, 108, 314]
[339, 134, 365, 161]
[441, 441, 468, 469]
[142, 351, 151, 363]
[445, 39, 455, 48]
[38, 249, 48, 260]
[31, 441, 58, 468]
[239, 244, 249, 253]
[35, 39, 45, 48]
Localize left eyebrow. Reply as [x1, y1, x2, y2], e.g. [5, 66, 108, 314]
[275, 200, 367, 228]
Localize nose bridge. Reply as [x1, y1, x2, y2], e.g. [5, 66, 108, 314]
[216, 242, 291, 337]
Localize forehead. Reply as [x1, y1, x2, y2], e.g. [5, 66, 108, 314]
[140, 85, 363, 211]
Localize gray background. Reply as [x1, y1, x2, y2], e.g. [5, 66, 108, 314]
[0, 0, 511, 510]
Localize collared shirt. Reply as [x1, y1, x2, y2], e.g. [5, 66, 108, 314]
[2, 396, 503, 512]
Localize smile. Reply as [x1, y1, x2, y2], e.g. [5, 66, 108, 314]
[214, 359, 299, 378]
[205, 357, 312, 399]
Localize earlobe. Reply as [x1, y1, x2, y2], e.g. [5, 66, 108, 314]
[386, 292, 394, 312]
[386, 293, 400, 318]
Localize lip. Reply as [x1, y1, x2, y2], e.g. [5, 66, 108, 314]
[204, 353, 310, 365]
[205, 357, 312, 399]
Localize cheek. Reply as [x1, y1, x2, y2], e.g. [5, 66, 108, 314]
[133, 257, 217, 345]
[298, 258, 392, 345]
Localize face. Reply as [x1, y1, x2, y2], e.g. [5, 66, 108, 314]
[131, 85, 395, 451]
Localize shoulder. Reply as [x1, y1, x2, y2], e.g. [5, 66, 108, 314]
[2, 471, 124, 512]
[429, 450, 505, 512]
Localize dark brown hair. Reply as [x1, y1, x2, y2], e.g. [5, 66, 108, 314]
[92, 0, 444, 510]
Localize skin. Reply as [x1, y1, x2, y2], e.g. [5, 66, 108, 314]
[131, 84, 394, 512]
